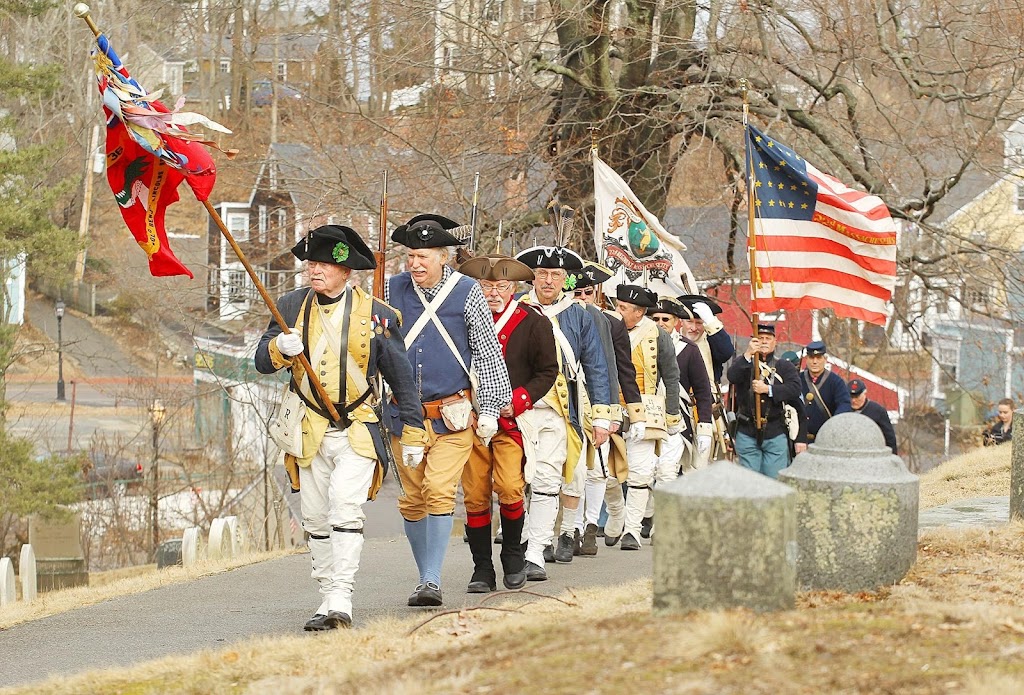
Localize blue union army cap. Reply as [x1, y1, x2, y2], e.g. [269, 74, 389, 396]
[805, 340, 827, 356]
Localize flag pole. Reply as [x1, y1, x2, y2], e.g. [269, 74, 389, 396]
[76, 3, 344, 425]
[589, 125, 605, 306]
[742, 80, 767, 440]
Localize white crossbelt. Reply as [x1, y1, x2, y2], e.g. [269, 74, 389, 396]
[404, 272, 471, 378]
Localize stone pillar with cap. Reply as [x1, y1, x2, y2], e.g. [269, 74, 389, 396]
[1010, 408, 1024, 521]
[653, 461, 798, 613]
[778, 412, 918, 592]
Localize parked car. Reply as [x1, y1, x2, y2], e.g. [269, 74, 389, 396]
[82, 453, 145, 499]
[249, 80, 303, 106]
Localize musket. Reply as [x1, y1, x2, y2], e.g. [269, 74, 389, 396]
[370, 170, 405, 496]
[468, 171, 480, 250]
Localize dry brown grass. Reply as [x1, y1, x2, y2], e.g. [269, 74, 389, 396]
[0, 549, 296, 631]
[919, 444, 1011, 508]
[4, 452, 1021, 694]
[9, 524, 1024, 695]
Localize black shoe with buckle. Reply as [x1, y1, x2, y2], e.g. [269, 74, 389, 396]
[467, 569, 497, 594]
[580, 524, 598, 556]
[620, 533, 641, 551]
[640, 516, 654, 539]
[322, 610, 352, 629]
[410, 581, 443, 607]
[524, 561, 547, 582]
[554, 532, 574, 563]
[304, 613, 330, 631]
[605, 531, 621, 547]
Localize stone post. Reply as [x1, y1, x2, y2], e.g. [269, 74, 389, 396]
[779, 413, 919, 592]
[653, 461, 798, 613]
[19, 544, 37, 603]
[0, 557, 14, 606]
[1010, 408, 1024, 521]
[182, 527, 200, 567]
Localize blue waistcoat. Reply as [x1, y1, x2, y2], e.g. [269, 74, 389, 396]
[388, 272, 474, 403]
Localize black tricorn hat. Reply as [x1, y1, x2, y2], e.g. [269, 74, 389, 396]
[514, 245, 585, 271]
[458, 254, 535, 282]
[648, 296, 692, 319]
[616, 284, 658, 308]
[391, 213, 468, 249]
[568, 261, 614, 289]
[291, 225, 376, 270]
[675, 294, 723, 315]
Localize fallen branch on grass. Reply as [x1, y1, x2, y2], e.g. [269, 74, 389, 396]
[407, 588, 578, 635]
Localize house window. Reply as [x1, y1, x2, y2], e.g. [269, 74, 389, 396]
[277, 62, 287, 82]
[521, 0, 536, 21]
[169, 67, 182, 96]
[225, 269, 247, 299]
[220, 59, 231, 74]
[227, 213, 248, 242]
[277, 209, 287, 243]
[258, 205, 268, 243]
[1017, 183, 1024, 213]
[963, 285, 990, 309]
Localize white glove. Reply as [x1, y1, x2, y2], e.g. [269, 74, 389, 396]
[626, 421, 646, 443]
[476, 415, 499, 445]
[401, 445, 424, 468]
[697, 435, 712, 454]
[667, 423, 682, 436]
[275, 332, 304, 357]
[692, 302, 715, 323]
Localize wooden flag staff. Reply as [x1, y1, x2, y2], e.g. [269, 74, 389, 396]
[741, 80, 767, 441]
[75, 2, 344, 425]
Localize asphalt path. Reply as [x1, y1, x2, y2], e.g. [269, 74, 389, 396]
[0, 533, 652, 688]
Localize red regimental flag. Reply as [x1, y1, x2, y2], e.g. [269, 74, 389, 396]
[105, 124, 194, 278]
[94, 33, 226, 279]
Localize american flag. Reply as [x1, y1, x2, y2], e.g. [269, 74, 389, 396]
[745, 124, 897, 326]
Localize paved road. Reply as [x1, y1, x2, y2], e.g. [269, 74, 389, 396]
[0, 536, 651, 688]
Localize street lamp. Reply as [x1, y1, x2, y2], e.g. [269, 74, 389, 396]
[149, 399, 167, 558]
[55, 299, 66, 402]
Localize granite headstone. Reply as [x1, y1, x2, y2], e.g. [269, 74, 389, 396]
[779, 412, 919, 592]
[653, 461, 798, 613]
[19, 544, 36, 603]
[0, 557, 14, 606]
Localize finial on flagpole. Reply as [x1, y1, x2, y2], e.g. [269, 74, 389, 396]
[74, 4, 101, 36]
[740, 78, 749, 125]
[588, 126, 599, 153]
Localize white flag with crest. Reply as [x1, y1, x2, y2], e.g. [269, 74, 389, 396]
[593, 150, 697, 298]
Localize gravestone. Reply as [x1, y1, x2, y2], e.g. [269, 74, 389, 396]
[653, 461, 797, 613]
[0, 557, 14, 606]
[223, 515, 245, 556]
[19, 544, 37, 603]
[29, 512, 88, 591]
[1010, 408, 1024, 521]
[29, 512, 84, 559]
[779, 412, 919, 592]
[181, 527, 200, 567]
[208, 518, 233, 561]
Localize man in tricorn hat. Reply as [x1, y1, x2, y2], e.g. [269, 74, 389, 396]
[567, 261, 643, 556]
[255, 225, 428, 631]
[605, 285, 681, 550]
[726, 323, 801, 478]
[386, 214, 513, 607]
[799, 340, 851, 442]
[457, 254, 558, 592]
[639, 296, 713, 537]
[514, 245, 612, 580]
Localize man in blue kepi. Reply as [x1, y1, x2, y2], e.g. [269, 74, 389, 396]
[799, 340, 852, 442]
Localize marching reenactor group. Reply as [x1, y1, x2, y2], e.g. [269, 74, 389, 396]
[255, 214, 902, 632]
